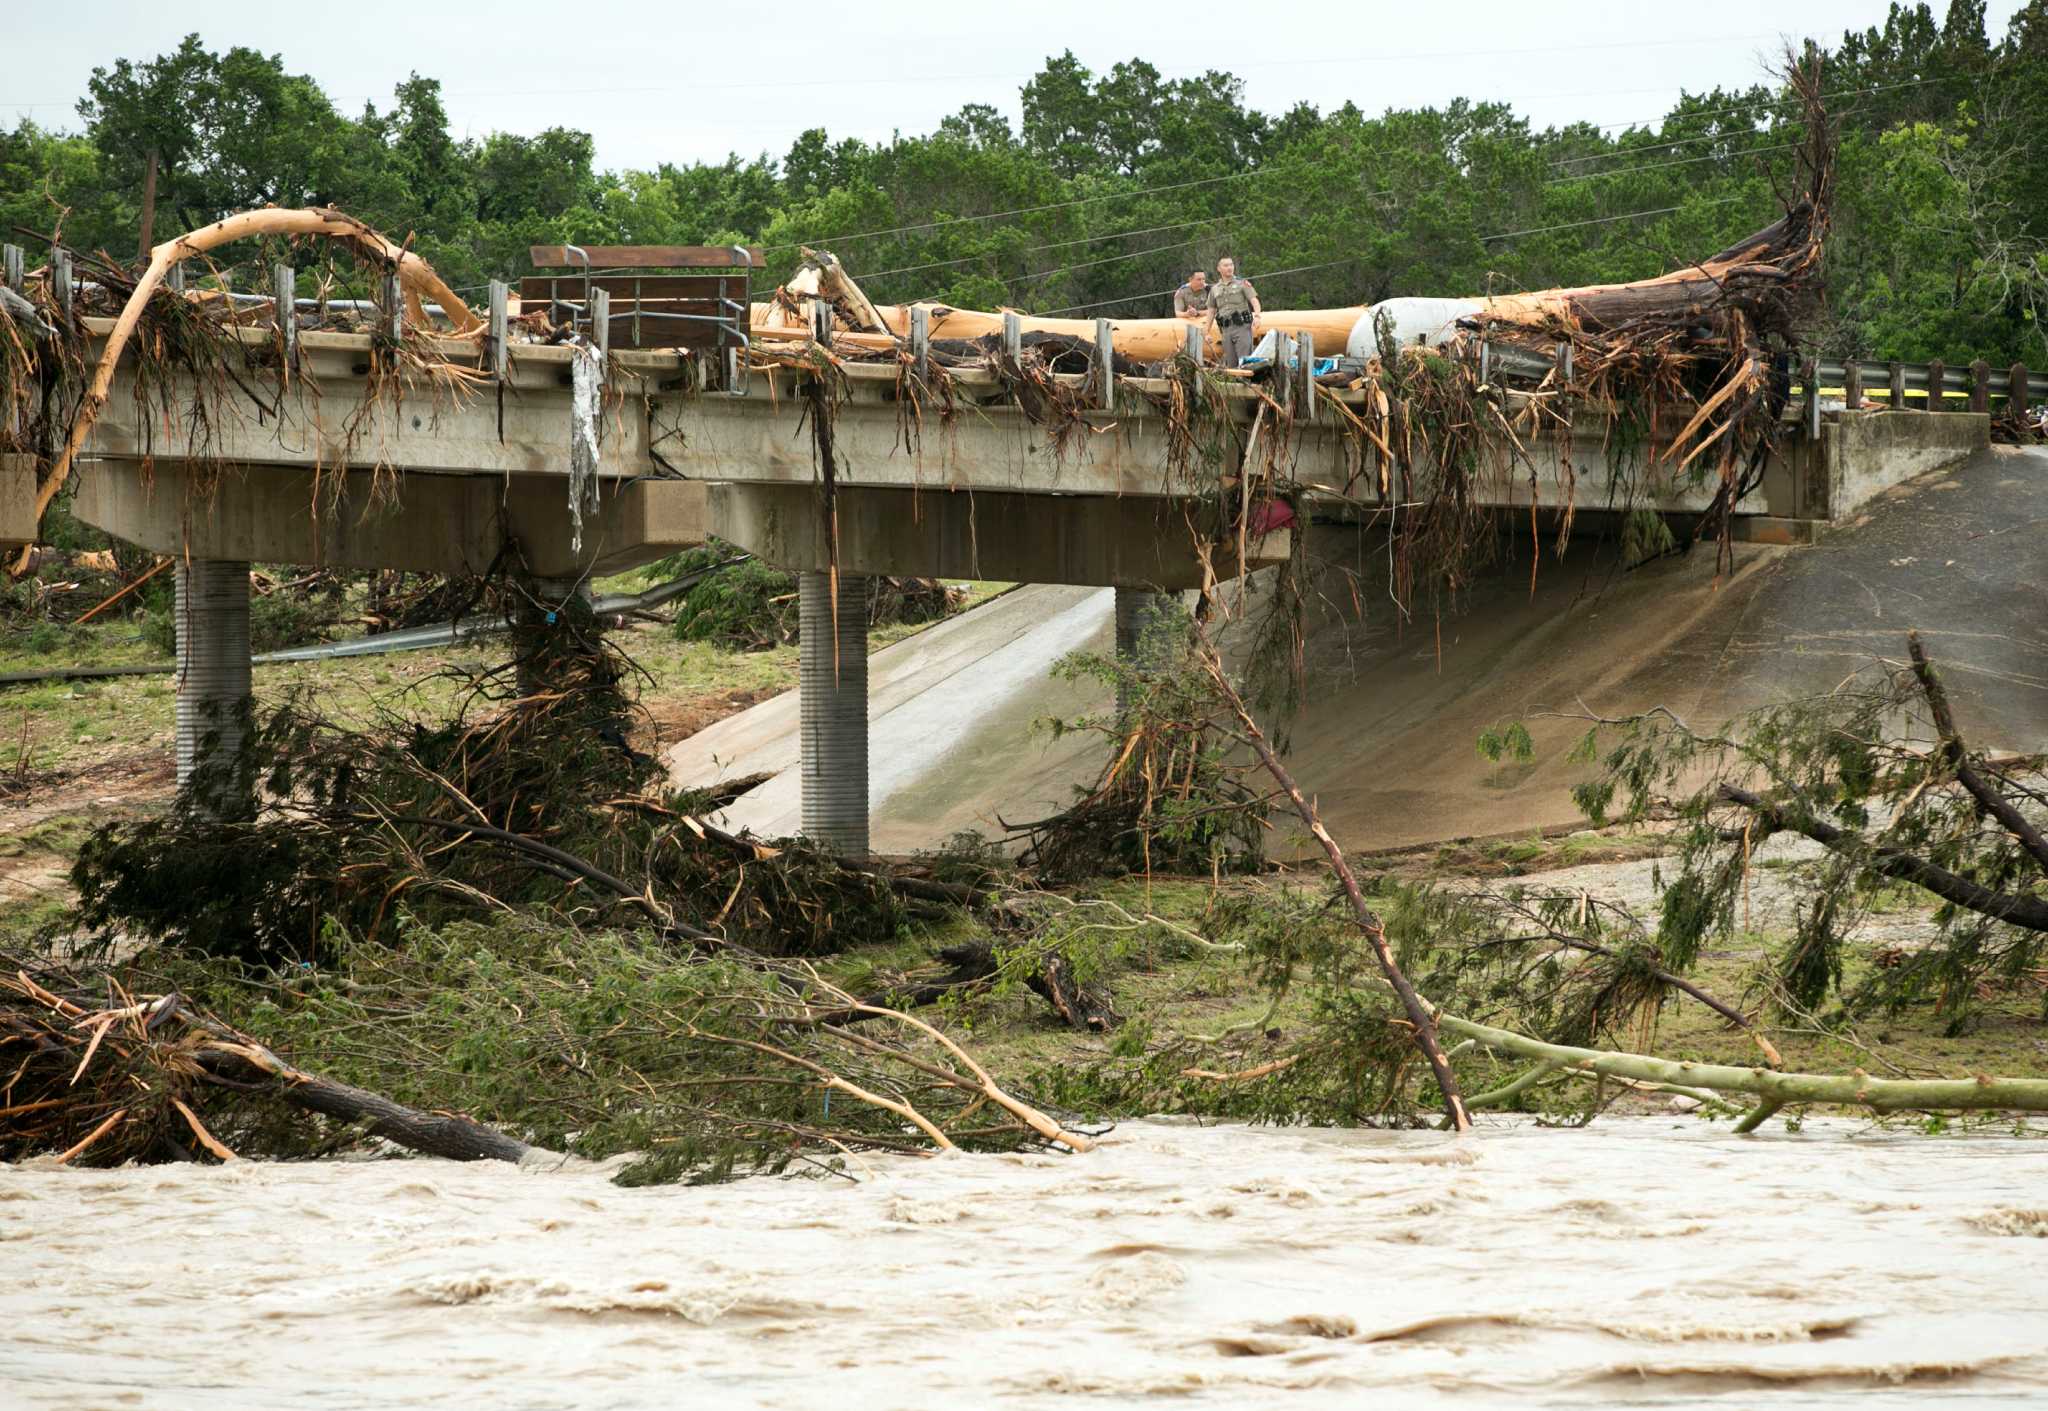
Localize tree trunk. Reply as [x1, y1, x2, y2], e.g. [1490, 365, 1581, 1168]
[194, 1047, 533, 1163]
[136, 151, 158, 264]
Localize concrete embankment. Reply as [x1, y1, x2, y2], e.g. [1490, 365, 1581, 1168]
[668, 446, 2048, 854]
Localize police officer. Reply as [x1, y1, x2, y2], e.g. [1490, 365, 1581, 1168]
[1203, 256, 1262, 368]
[1172, 268, 1209, 321]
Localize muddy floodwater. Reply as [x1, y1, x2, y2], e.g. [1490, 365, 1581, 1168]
[6, 1119, 2047, 1408]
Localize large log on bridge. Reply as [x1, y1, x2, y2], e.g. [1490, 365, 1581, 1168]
[762, 182, 1826, 367]
[754, 64, 1829, 370]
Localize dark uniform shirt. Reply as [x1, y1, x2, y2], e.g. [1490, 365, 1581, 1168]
[1174, 282, 1211, 316]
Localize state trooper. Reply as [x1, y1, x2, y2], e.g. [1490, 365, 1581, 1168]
[1202, 256, 1262, 368]
[1172, 268, 1209, 321]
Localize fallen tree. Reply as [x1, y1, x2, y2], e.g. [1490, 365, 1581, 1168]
[9, 206, 484, 576]
[1, 967, 532, 1166]
[3, 919, 1096, 1178]
[753, 53, 1830, 404]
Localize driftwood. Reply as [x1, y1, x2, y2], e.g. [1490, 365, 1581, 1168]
[11, 207, 480, 575]
[0, 971, 533, 1165]
[752, 62, 1829, 375]
[1717, 781, 2048, 933]
[937, 938, 1120, 1032]
[183, 1010, 533, 1163]
[1192, 617, 1472, 1132]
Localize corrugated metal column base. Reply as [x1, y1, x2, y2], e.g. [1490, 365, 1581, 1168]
[174, 558, 253, 816]
[799, 571, 870, 855]
[1114, 587, 1177, 717]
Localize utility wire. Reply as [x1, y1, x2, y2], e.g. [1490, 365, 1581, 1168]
[853, 215, 1228, 284]
[764, 73, 1953, 255]
[1034, 198, 1741, 316]
[892, 140, 1794, 303]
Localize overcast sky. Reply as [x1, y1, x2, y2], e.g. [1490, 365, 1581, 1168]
[3, 1, 2028, 173]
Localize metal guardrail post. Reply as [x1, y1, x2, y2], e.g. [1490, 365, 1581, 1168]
[1094, 317, 1115, 411]
[166, 264, 185, 294]
[273, 263, 296, 364]
[488, 281, 509, 379]
[910, 305, 929, 381]
[1889, 360, 1905, 409]
[1002, 310, 1022, 364]
[381, 271, 402, 342]
[1184, 322, 1203, 366]
[51, 249, 71, 320]
[1970, 360, 1990, 414]
[1, 245, 20, 291]
[1275, 332, 1296, 409]
[812, 298, 833, 348]
[2012, 363, 2032, 412]
[590, 287, 610, 360]
[1802, 358, 1820, 439]
[1926, 358, 1946, 413]
[1298, 332, 1316, 421]
[1843, 359, 1863, 409]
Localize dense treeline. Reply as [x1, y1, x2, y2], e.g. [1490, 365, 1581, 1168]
[2, 1, 2043, 362]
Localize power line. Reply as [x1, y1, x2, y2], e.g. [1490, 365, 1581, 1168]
[1570, 72, 1953, 138]
[855, 215, 1228, 285]
[763, 73, 1950, 257]
[899, 139, 1793, 303]
[850, 133, 1798, 300]
[977, 229, 1232, 287]
[1034, 197, 1742, 316]
[1480, 199, 1739, 242]
[765, 172, 1252, 253]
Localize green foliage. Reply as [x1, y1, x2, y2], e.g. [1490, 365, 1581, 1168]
[659, 544, 957, 651]
[73, 586, 909, 963]
[1477, 721, 1535, 765]
[665, 544, 799, 650]
[12, 7, 2045, 364]
[1571, 646, 2048, 1027]
[1026, 608, 1269, 882]
[1621, 509, 1678, 565]
[138, 586, 336, 658]
[116, 914, 1051, 1182]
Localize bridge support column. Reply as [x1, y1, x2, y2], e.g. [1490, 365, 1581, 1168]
[799, 571, 870, 855]
[174, 558, 253, 816]
[1114, 587, 1178, 717]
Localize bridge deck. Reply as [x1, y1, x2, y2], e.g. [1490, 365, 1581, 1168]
[75, 316, 1776, 518]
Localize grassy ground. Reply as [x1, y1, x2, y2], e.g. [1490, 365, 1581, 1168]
[0, 578, 1013, 779]
[0, 576, 1012, 947]
[7, 572, 2043, 1134]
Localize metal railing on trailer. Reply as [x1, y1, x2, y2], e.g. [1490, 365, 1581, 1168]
[516, 244, 764, 393]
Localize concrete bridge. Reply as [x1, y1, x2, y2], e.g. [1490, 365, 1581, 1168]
[4, 313, 1993, 851]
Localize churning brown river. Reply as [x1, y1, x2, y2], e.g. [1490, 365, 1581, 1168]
[6, 1119, 2047, 1408]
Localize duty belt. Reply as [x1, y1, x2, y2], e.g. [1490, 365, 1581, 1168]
[1219, 310, 1252, 327]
